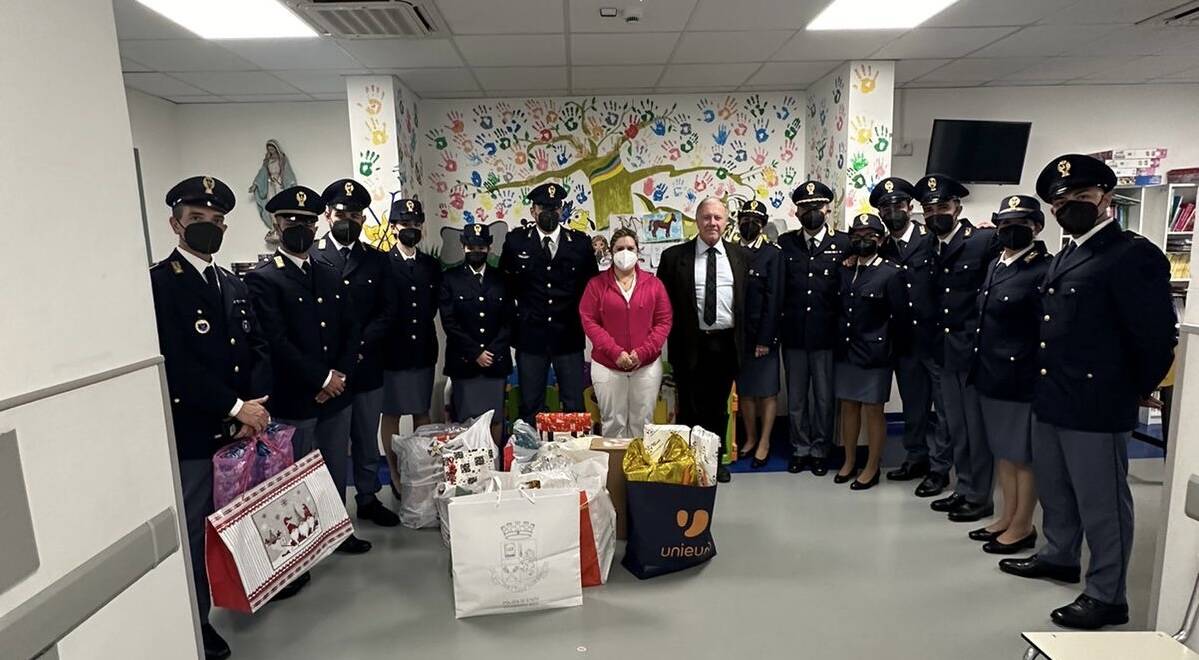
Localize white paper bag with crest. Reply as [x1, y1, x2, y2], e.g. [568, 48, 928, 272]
[449, 487, 582, 618]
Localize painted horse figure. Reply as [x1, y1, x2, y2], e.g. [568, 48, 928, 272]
[649, 214, 677, 239]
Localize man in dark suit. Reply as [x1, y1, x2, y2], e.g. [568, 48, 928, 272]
[1000, 154, 1176, 630]
[915, 174, 1001, 522]
[777, 181, 850, 475]
[311, 179, 399, 527]
[874, 177, 948, 496]
[500, 182, 599, 423]
[151, 175, 270, 660]
[658, 196, 749, 483]
[245, 185, 372, 555]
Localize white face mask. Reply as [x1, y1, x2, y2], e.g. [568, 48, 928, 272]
[613, 249, 638, 271]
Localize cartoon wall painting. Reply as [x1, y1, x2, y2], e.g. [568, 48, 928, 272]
[420, 93, 806, 249]
[248, 139, 296, 245]
[640, 211, 683, 243]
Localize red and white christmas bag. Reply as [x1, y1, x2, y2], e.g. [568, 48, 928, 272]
[205, 450, 352, 613]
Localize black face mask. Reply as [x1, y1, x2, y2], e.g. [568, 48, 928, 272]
[1054, 200, 1100, 236]
[537, 209, 561, 233]
[850, 236, 879, 257]
[927, 213, 957, 236]
[997, 224, 1035, 251]
[397, 227, 422, 247]
[182, 221, 223, 255]
[331, 219, 362, 245]
[738, 221, 762, 242]
[879, 207, 910, 232]
[280, 224, 316, 253]
[464, 251, 488, 268]
[799, 208, 825, 231]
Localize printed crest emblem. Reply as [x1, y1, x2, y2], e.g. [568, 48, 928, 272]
[1058, 159, 1071, 177]
[195, 319, 211, 335]
[884, 180, 894, 193]
[1008, 196, 1020, 209]
[928, 177, 938, 191]
[296, 190, 307, 206]
[202, 176, 215, 195]
[344, 181, 355, 196]
[490, 520, 547, 593]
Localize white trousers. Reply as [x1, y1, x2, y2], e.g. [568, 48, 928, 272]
[590, 359, 663, 439]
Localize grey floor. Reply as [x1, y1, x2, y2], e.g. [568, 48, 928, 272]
[212, 460, 1165, 660]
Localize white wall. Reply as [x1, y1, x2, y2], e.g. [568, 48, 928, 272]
[894, 83, 1199, 245]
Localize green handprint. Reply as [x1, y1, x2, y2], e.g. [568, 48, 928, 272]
[358, 150, 380, 177]
[848, 170, 866, 189]
[849, 153, 868, 172]
[873, 125, 891, 153]
[784, 117, 801, 140]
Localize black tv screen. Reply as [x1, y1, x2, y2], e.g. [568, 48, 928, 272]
[926, 119, 1031, 185]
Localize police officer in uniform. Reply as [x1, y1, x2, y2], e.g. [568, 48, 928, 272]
[874, 177, 948, 496]
[500, 182, 599, 422]
[245, 185, 372, 555]
[1000, 154, 1176, 629]
[915, 174, 1001, 522]
[733, 200, 783, 469]
[379, 198, 441, 497]
[152, 176, 270, 660]
[778, 181, 849, 475]
[440, 223, 514, 443]
[968, 195, 1052, 554]
[311, 179, 399, 527]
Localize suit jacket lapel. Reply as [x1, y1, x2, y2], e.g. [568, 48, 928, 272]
[172, 249, 223, 311]
[1046, 223, 1117, 285]
[279, 254, 312, 289]
[681, 239, 697, 311]
[344, 243, 364, 278]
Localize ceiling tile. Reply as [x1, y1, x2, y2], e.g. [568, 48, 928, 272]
[424, 90, 497, 99]
[655, 86, 743, 93]
[572, 88, 657, 95]
[1065, 26, 1199, 57]
[872, 27, 1019, 59]
[222, 94, 315, 103]
[660, 63, 758, 87]
[971, 25, 1120, 58]
[436, 0, 564, 34]
[572, 65, 665, 89]
[923, 0, 1078, 27]
[171, 71, 301, 95]
[123, 72, 206, 97]
[166, 95, 230, 104]
[1038, 0, 1190, 25]
[310, 92, 348, 101]
[112, 0, 195, 39]
[455, 34, 566, 67]
[486, 89, 571, 98]
[916, 57, 1042, 82]
[895, 59, 951, 83]
[1153, 65, 1199, 81]
[773, 30, 899, 61]
[1082, 56, 1199, 82]
[477, 67, 568, 91]
[121, 57, 152, 73]
[118, 39, 256, 72]
[383, 68, 481, 93]
[1000, 56, 1129, 81]
[899, 81, 984, 89]
[739, 84, 806, 91]
[271, 70, 368, 94]
[334, 39, 463, 68]
[746, 61, 840, 86]
[982, 79, 1070, 87]
[688, 0, 817, 31]
[570, 0, 699, 32]
[571, 33, 681, 65]
[218, 39, 360, 71]
[672, 30, 793, 63]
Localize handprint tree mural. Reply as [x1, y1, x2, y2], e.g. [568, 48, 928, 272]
[421, 92, 804, 237]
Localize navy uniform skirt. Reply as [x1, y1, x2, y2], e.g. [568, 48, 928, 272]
[979, 395, 1033, 464]
[737, 346, 780, 398]
[382, 366, 435, 416]
[834, 361, 892, 404]
[451, 376, 507, 423]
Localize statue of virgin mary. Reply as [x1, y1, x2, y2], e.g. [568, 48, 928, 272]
[249, 139, 296, 244]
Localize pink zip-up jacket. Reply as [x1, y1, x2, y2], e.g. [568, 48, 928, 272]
[578, 266, 673, 371]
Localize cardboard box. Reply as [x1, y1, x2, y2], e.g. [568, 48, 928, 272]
[590, 437, 631, 540]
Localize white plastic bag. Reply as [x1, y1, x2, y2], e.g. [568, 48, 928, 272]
[689, 426, 721, 487]
[393, 434, 443, 529]
[450, 488, 582, 618]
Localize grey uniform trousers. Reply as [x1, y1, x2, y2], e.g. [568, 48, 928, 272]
[179, 458, 214, 624]
[942, 368, 993, 503]
[278, 406, 353, 503]
[348, 387, 384, 505]
[784, 348, 835, 458]
[893, 352, 943, 469]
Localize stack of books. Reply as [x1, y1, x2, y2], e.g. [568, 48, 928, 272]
[1169, 197, 1195, 232]
[1088, 148, 1168, 186]
[1168, 253, 1191, 281]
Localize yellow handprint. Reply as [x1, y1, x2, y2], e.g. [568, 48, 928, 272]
[479, 195, 494, 211]
[853, 64, 878, 95]
[359, 83, 385, 115]
[366, 117, 389, 146]
[850, 116, 874, 145]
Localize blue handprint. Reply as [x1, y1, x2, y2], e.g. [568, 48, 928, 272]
[714, 124, 730, 146]
[463, 209, 476, 224]
[731, 140, 748, 163]
[769, 190, 785, 209]
[651, 117, 668, 136]
[575, 186, 589, 204]
[652, 183, 667, 202]
[775, 95, 796, 121]
[686, 190, 697, 206]
[679, 121, 693, 136]
[697, 98, 716, 123]
[554, 145, 570, 166]
[476, 134, 497, 157]
[753, 118, 770, 144]
[470, 171, 482, 187]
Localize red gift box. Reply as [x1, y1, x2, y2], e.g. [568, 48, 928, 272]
[535, 412, 593, 434]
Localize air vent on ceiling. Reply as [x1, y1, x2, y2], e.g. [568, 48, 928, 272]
[289, 1, 449, 38]
[1137, 1, 1199, 26]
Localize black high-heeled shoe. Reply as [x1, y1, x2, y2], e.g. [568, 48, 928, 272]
[833, 469, 857, 484]
[850, 470, 880, 490]
[738, 444, 758, 461]
[968, 526, 1004, 542]
[751, 456, 768, 469]
[983, 529, 1038, 555]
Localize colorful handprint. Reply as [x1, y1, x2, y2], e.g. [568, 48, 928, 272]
[358, 150, 379, 177]
[873, 125, 891, 153]
[853, 64, 879, 95]
[360, 84, 384, 116]
[851, 116, 875, 145]
[366, 117, 389, 146]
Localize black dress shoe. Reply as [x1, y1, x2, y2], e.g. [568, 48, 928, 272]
[948, 501, 994, 522]
[915, 472, 949, 498]
[968, 526, 1004, 542]
[750, 456, 768, 469]
[850, 470, 880, 491]
[886, 460, 929, 482]
[271, 571, 310, 602]
[336, 535, 373, 555]
[833, 469, 857, 484]
[983, 529, 1038, 555]
[930, 493, 964, 512]
[810, 457, 829, 476]
[357, 498, 400, 527]
[787, 456, 808, 474]
[201, 623, 231, 660]
[1051, 594, 1129, 630]
[717, 465, 732, 483]
[998, 555, 1081, 583]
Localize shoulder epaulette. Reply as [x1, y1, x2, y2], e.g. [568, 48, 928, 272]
[318, 238, 328, 250]
[169, 260, 184, 275]
[918, 225, 927, 236]
[1024, 251, 1038, 263]
[963, 226, 973, 237]
[274, 256, 286, 269]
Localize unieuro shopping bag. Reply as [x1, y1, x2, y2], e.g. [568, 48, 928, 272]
[622, 481, 717, 580]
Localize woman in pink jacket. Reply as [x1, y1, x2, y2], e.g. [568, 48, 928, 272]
[579, 228, 673, 438]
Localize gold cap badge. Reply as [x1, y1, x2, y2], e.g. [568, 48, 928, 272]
[345, 181, 355, 196]
[805, 182, 815, 194]
[296, 190, 307, 205]
[1058, 159, 1071, 177]
[928, 177, 938, 191]
[548, 185, 557, 198]
[884, 180, 894, 193]
[1008, 196, 1020, 209]
[473, 224, 483, 235]
[406, 200, 415, 212]
[202, 176, 215, 195]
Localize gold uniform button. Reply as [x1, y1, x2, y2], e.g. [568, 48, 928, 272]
[230, 338, 236, 345]
[344, 279, 350, 285]
[1009, 356, 1016, 362]
[479, 296, 485, 302]
[480, 328, 486, 333]
[298, 297, 304, 303]
[1040, 368, 1047, 376]
[944, 287, 950, 293]
[1043, 315, 1050, 322]
[234, 366, 240, 373]
[1087, 373, 1094, 379]
[320, 321, 327, 328]
[1002, 296, 1009, 301]
[317, 297, 324, 303]
[1040, 342, 1046, 349]
[944, 328, 950, 334]
[1048, 288, 1055, 295]
[479, 312, 485, 317]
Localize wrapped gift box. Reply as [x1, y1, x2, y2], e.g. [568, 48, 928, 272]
[536, 412, 594, 438]
[590, 437, 631, 540]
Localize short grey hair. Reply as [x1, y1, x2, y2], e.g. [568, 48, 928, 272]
[695, 196, 728, 216]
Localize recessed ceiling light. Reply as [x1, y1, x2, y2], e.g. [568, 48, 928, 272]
[136, 0, 317, 39]
[806, 0, 961, 30]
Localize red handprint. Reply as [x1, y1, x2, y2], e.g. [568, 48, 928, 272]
[449, 185, 465, 210]
[441, 153, 457, 172]
[624, 122, 639, 139]
[733, 121, 748, 137]
[780, 140, 796, 162]
[643, 177, 656, 197]
[752, 147, 768, 166]
[430, 172, 448, 194]
[663, 139, 681, 161]
[717, 96, 736, 120]
[694, 172, 713, 193]
[447, 110, 464, 135]
[534, 148, 549, 172]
